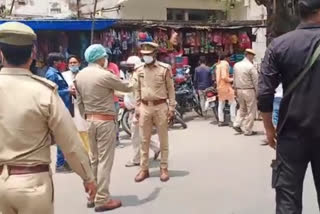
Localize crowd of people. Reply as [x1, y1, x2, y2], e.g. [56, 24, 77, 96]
[41, 41, 174, 210]
[194, 49, 278, 136]
[2, 1, 320, 213]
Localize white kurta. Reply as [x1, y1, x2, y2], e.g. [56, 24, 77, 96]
[62, 71, 89, 132]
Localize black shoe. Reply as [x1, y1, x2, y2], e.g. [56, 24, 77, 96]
[261, 139, 269, 146]
[233, 126, 243, 133]
[87, 201, 95, 208]
[218, 122, 228, 127]
[244, 131, 258, 136]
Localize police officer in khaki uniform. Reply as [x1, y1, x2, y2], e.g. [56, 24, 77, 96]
[0, 22, 96, 214]
[134, 42, 176, 183]
[76, 44, 133, 212]
[233, 49, 258, 136]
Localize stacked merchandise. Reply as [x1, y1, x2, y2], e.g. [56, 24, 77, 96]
[183, 30, 251, 56]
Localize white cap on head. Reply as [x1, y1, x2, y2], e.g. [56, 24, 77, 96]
[126, 56, 142, 69]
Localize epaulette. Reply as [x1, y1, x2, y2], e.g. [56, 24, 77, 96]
[31, 75, 57, 90]
[157, 61, 171, 69]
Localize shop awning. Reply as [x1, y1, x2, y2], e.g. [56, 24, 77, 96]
[114, 19, 266, 30]
[0, 19, 117, 31]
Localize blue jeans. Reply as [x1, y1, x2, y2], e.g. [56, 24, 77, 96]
[273, 97, 282, 127]
[56, 146, 65, 168]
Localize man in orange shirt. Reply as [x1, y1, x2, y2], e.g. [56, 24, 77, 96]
[215, 54, 237, 127]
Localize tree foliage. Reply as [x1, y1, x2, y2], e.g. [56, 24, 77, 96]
[255, 0, 300, 43]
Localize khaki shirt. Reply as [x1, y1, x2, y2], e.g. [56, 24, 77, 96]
[75, 63, 133, 116]
[233, 58, 258, 92]
[134, 61, 176, 111]
[0, 68, 94, 182]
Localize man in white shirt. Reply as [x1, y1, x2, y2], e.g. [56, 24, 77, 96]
[62, 55, 90, 152]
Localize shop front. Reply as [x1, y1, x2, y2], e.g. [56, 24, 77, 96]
[93, 20, 265, 75]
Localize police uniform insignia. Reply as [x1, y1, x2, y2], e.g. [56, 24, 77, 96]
[31, 75, 57, 90]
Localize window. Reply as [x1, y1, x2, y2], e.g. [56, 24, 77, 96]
[167, 9, 226, 21]
[17, 0, 27, 5]
[49, 2, 61, 14]
[167, 9, 185, 21]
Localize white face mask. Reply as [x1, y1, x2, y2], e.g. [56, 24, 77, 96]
[143, 55, 154, 64]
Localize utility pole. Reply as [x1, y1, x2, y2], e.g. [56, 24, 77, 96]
[90, 0, 98, 44]
[77, 0, 81, 18]
[9, 0, 15, 15]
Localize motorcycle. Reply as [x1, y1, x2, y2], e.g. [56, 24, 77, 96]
[204, 87, 219, 121]
[174, 65, 202, 118]
[203, 85, 231, 124]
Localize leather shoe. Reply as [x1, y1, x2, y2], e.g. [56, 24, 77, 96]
[125, 161, 140, 167]
[135, 170, 150, 183]
[160, 168, 170, 182]
[94, 199, 122, 212]
[244, 131, 257, 136]
[233, 126, 243, 134]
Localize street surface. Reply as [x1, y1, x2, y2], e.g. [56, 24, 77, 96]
[52, 115, 319, 214]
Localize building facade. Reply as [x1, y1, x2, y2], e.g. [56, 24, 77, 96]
[2, 0, 266, 61]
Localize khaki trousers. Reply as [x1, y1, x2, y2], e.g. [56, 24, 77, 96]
[0, 167, 53, 214]
[88, 120, 116, 206]
[131, 116, 160, 164]
[140, 103, 169, 170]
[234, 89, 257, 134]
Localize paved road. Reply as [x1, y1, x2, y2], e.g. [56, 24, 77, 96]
[53, 116, 318, 214]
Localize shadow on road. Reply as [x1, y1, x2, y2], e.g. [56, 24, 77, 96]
[149, 170, 190, 178]
[113, 187, 161, 207]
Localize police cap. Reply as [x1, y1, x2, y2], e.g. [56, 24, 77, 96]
[299, 0, 320, 10]
[0, 22, 36, 46]
[245, 49, 256, 56]
[140, 42, 159, 54]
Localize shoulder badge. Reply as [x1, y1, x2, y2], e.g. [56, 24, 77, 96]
[158, 61, 171, 69]
[31, 75, 57, 90]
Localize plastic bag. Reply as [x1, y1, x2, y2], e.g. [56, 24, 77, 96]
[124, 93, 136, 110]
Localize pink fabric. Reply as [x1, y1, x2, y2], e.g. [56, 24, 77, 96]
[108, 62, 120, 102]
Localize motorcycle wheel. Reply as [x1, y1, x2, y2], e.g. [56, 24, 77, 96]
[193, 100, 203, 117]
[212, 105, 219, 123]
[175, 111, 188, 129]
[121, 109, 133, 136]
